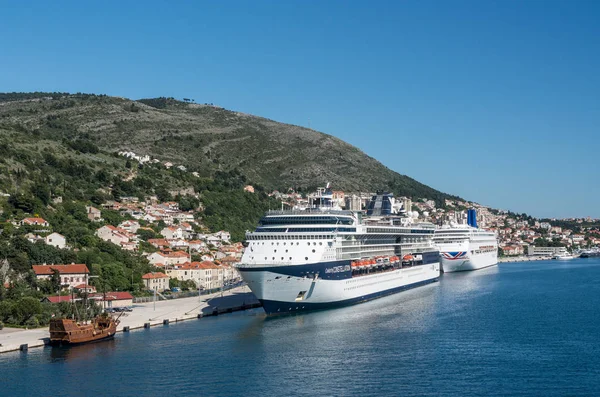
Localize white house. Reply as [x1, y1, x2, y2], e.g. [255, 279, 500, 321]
[214, 230, 231, 243]
[142, 272, 169, 292]
[86, 206, 103, 222]
[21, 217, 49, 227]
[118, 220, 140, 233]
[147, 251, 191, 266]
[161, 226, 183, 240]
[96, 225, 131, 246]
[188, 240, 206, 252]
[45, 232, 67, 249]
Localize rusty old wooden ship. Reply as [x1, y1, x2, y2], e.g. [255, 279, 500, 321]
[49, 313, 119, 345]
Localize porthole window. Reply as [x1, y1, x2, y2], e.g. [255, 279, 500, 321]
[313, 242, 316, 246]
[319, 242, 322, 245]
[281, 257, 284, 260]
[312, 249, 315, 253]
[307, 242, 310, 246]
[305, 257, 308, 260]
[272, 257, 275, 260]
[289, 257, 292, 260]
[285, 249, 288, 253]
[283, 242, 286, 245]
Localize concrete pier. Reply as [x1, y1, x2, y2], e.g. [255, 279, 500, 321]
[0, 286, 261, 354]
[498, 255, 554, 263]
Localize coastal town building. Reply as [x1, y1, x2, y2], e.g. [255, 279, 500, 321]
[86, 206, 103, 222]
[147, 251, 190, 266]
[118, 220, 140, 233]
[95, 291, 134, 308]
[45, 232, 67, 249]
[142, 272, 169, 292]
[74, 283, 96, 294]
[503, 245, 524, 256]
[21, 217, 49, 227]
[527, 246, 567, 256]
[164, 261, 227, 290]
[96, 225, 138, 250]
[161, 226, 183, 240]
[32, 264, 90, 290]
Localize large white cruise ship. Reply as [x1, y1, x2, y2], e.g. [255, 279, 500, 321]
[433, 209, 498, 273]
[237, 187, 440, 315]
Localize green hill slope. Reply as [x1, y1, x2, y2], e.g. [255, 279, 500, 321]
[0, 92, 458, 202]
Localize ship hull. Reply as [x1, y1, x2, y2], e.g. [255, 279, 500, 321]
[48, 333, 116, 346]
[239, 261, 440, 315]
[49, 317, 118, 345]
[441, 250, 498, 273]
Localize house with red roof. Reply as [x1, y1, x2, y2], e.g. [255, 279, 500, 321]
[86, 206, 103, 222]
[147, 250, 190, 266]
[96, 225, 138, 249]
[142, 272, 169, 292]
[32, 264, 90, 290]
[188, 240, 206, 252]
[164, 261, 228, 290]
[160, 226, 183, 240]
[118, 220, 140, 233]
[44, 295, 75, 304]
[44, 291, 134, 308]
[92, 291, 134, 308]
[21, 217, 49, 227]
[73, 283, 96, 293]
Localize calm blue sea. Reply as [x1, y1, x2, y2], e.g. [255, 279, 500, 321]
[2, 259, 600, 396]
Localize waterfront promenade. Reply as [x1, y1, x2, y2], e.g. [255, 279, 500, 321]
[0, 286, 260, 354]
[498, 255, 553, 263]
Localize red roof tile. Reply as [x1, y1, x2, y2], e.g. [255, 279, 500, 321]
[92, 291, 133, 301]
[46, 296, 75, 303]
[32, 264, 90, 275]
[22, 217, 48, 225]
[142, 272, 168, 279]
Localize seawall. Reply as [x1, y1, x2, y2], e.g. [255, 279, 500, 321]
[0, 286, 261, 354]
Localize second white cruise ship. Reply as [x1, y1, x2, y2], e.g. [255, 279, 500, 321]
[237, 187, 441, 315]
[433, 209, 498, 272]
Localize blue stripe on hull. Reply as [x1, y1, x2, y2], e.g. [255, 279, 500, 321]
[259, 277, 439, 315]
[240, 260, 353, 280]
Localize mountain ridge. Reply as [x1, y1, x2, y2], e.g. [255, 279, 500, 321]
[0, 92, 459, 202]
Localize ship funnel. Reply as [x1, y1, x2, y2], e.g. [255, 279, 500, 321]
[467, 209, 478, 228]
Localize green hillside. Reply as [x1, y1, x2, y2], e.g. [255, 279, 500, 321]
[0, 92, 458, 202]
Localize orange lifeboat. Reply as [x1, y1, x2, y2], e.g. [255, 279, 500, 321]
[390, 256, 400, 263]
[402, 254, 414, 262]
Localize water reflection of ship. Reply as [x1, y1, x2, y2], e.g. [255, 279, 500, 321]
[49, 338, 117, 362]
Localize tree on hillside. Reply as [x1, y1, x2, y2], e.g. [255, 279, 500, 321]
[137, 228, 159, 241]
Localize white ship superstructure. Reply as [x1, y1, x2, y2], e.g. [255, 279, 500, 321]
[433, 209, 498, 272]
[554, 248, 575, 260]
[237, 188, 440, 315]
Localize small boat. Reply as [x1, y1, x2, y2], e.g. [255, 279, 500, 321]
[49, 312, 120, 345]
[554, 253, 575, 260]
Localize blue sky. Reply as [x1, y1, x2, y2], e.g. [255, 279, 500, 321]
[1, 1, 598, 218]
